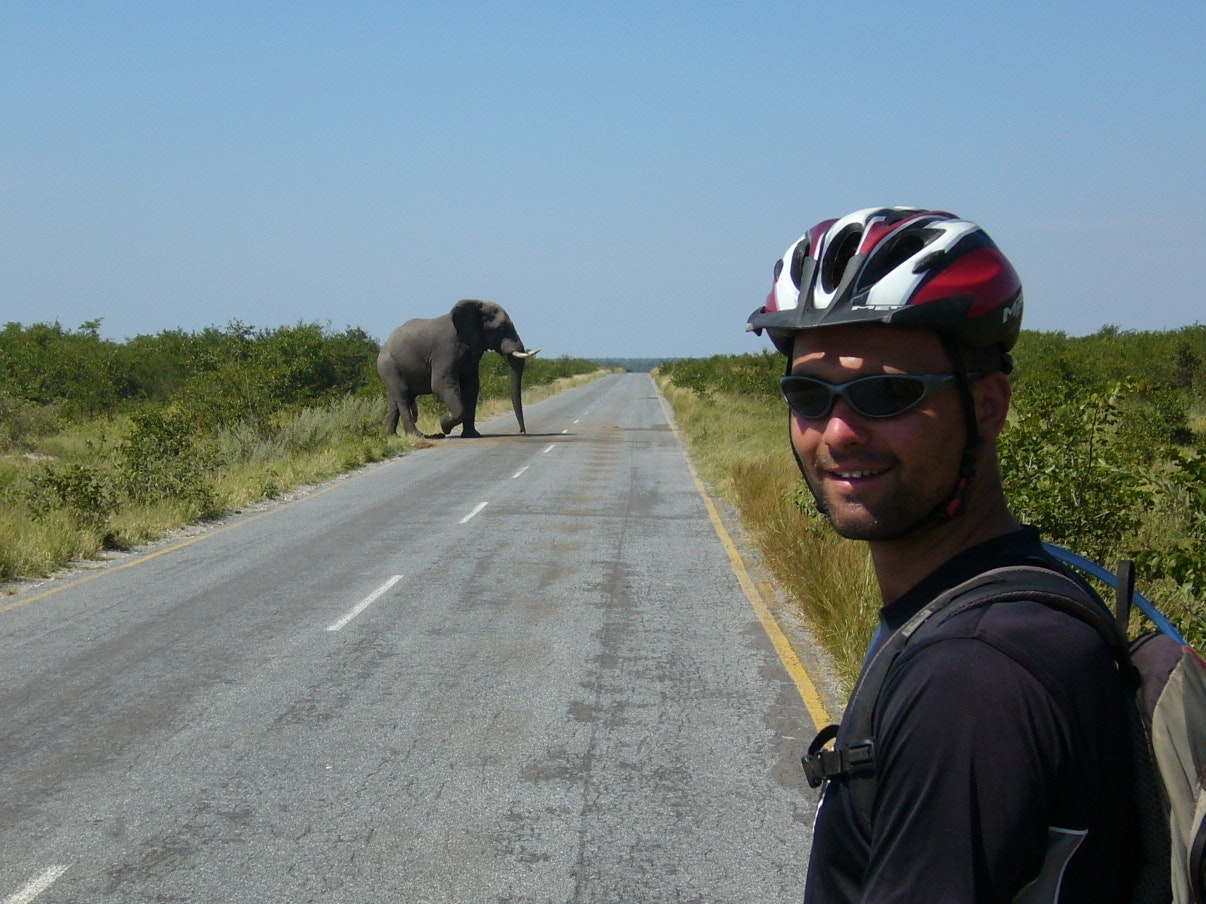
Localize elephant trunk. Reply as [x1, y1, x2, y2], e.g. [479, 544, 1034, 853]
[505, 348, 539, 434]
[508, 355, 527, 434]
[501, 345, 537, 435]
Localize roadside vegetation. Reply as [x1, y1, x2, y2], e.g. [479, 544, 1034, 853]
[0, 320, 603, 587]
[659, 325, 1206, 688]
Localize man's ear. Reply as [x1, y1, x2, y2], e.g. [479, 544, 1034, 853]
[974, 372, 1012, 441]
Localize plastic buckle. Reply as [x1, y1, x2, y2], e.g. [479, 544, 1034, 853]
[801, 739, 876, 789]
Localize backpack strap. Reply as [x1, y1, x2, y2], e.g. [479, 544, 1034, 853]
[802, 564, 1127, 839]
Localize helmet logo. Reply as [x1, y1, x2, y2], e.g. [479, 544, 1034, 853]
[1003, 296, 1022, 322]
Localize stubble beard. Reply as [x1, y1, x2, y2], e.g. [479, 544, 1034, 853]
[802, 463, 939, 543]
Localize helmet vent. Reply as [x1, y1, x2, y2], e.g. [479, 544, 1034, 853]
[912, 249, 945, 273]
[746, 208, 1022, 356]
[821, 226, 862, 293]
[859, 232, 927, 288]
[790, 239, 810, 288]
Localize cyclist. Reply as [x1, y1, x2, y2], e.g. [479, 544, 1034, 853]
[747, 208, 1136, 903]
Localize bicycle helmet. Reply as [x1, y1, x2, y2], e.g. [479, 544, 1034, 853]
[751, 207, 1024, 523]
[747, 207, 1023, 362]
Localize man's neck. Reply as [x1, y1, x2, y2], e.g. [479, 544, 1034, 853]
[869, 499, 1021, 605]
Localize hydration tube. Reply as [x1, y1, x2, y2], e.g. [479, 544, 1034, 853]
[1043, 542, 1189, 646]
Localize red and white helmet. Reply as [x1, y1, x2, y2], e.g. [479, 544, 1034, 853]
[747, 207, 1023, 357]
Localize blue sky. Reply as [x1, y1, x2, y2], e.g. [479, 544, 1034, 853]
[2, 2, 1203, 358]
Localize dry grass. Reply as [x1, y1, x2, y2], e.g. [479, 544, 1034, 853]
[658, 377, 878, 689]
[729, 454, 879, 688]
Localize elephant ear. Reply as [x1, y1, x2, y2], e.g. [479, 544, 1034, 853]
[452, 299, 507, 334]
[450, 299, 484, 337]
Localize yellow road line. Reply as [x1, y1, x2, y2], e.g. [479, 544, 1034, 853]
[654, 381, 833, 729]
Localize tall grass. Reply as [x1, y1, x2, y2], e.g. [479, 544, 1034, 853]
[0, 395, 419, 584]
[0, 507, 82, 581]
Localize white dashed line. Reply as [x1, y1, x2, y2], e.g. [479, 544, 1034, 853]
[542, 444, 556, 453]
[511, 466, 529, 479]
[326, 575, 403, 632]
[4, 865, 70, 904]
[460, 502, 488, 523]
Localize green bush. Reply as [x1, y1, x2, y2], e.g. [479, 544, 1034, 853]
[999, 380, 1144, 564]
[28, 462, 117, 531]
[1130, 446, 1206, 600]
[119, 407, 217, 513]
[660, 351, 782, 399]
[0, 393, 61, 451]
[1, 319, 383, 428]
[0, 320, 120, 417]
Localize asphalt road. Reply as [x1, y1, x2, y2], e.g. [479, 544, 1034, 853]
[0, 373, 823, 903]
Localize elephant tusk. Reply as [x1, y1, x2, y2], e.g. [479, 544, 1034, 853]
[510, 349, 540, 358]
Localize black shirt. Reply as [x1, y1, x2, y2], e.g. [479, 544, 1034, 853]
[803, 528, 1136, 903]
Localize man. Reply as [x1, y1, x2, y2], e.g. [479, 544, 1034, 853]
[746, 208, 1136, 903]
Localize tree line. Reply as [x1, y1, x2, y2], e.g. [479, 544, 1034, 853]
[0, 319, 601, 449]
[1, 320, 381, 444]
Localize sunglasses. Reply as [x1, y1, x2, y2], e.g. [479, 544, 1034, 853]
[779, 372, 979, 420]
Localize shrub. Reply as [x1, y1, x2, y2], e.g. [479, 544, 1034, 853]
[28, 463, 117, 532]
[999, 380, 1145, 565]
[0, 394, 62, 451]
[119, 406, 217, 513]
[660, 352, 781, 399]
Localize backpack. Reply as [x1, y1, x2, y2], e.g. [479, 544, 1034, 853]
[801, 545, 1206, 904]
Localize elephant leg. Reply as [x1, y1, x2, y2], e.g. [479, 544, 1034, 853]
[378, 362, 423, 437]
[389, 397, 423, 436]
[439, 408, 465, 436]
[384, 398, 401, 436]
[388, 394, 424, 436]
[438, 372, 480, 438]
[397, 394, 423, 436]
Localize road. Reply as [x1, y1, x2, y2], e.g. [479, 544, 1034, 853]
[0, 373, 823, 903]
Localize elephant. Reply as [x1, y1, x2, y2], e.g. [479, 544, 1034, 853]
[377, 299, 539, 438]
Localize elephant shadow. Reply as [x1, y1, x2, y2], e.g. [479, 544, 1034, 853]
[430, 430, 570, 440]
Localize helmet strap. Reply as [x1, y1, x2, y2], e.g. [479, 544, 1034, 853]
[938, 335, 981, 520]
[784, 354, 835, 519]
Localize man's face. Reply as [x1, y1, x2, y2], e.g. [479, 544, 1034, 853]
[788, 325, 967, 542]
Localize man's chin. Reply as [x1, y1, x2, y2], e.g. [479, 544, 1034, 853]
[827, 504, 946, 543]
[808, 479, 915, 541]
[819, 491, 907, 540]
[829, 516, 888, 542]
[820, 502, 882, 541]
